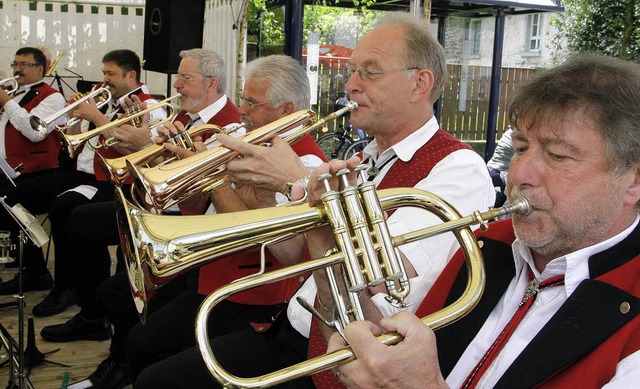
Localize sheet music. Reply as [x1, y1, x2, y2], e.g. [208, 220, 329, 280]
[0, 197, 49, 247]
[0, 157, 19, 186]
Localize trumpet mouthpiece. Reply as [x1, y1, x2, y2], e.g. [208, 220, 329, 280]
[509, 196, 531, 216]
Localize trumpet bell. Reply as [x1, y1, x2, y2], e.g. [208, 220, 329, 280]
[115, 186, 324, 322]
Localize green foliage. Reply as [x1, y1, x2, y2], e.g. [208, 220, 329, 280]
[247, 1, 384, 47]
[550, 0, 640, 61]
[247, 0, 285, 45]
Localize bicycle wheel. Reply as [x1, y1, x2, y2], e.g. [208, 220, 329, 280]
[342, 138, 370, 159]
[316, 133, 353, 160]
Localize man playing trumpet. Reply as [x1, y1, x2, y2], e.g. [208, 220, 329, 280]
[0, 47, 65, 292]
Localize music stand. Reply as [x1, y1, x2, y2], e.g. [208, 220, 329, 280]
[48, 68, 83, 99]
[0, 198, 69, 389]
[0, 158, 20, 188]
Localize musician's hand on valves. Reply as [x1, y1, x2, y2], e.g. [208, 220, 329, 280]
[327, 311, 448, 389]
[217, 133, 309, 194]
[68, 91, 105, 129]
[157, 121, 206, 159]
[109, 97, 155, 154]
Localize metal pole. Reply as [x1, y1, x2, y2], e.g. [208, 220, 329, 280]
[484, 8, 505, 161]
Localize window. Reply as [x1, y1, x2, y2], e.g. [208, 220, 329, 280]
[464, 19, 482, 57]
[526, 14, 542, 53]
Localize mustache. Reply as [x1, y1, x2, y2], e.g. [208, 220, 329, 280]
[241, 115, 255, 129]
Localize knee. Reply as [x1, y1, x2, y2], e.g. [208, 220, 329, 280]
[134, 364, 168, 389]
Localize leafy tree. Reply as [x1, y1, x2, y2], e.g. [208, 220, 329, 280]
[550, 0, 640, 61]
[247, 1, 384, 47]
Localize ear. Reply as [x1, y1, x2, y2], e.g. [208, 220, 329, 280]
[624, 164, 640, 208]
[126, 70, 137, 83]
[208, 77, 219, 92]
[410, 68, 435, 103]
[279, 101, 296, 116]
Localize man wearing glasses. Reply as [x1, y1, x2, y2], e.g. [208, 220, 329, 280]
[0, 47, 65, 290]
[0, 47, 65, 177]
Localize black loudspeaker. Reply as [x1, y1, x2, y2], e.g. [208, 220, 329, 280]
[143, 0, 205, 73]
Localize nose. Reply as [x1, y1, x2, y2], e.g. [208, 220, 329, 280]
[507, 148, 541, 192]
[238, 101, 249, 116]
[345, 73, 362, 96]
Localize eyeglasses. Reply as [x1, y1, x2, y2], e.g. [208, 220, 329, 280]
[239, 97, 269, 110]
[175, 74, 210, 83]
[10, 62, 39, 68]
[345, 65, 420, 82]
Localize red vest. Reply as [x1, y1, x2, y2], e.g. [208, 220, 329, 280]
[417, 219, 640, 389]
[5, 83, 61, 174]
[197, 134, 327, 306]
[311, 129, 472, 388]
[92, 89, 157, 182]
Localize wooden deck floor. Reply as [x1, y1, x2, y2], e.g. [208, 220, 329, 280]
[0, 236, 130, 389]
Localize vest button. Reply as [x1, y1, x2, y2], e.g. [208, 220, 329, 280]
[620, 301, 631, 314]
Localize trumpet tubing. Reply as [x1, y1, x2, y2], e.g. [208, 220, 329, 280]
[0, 76, 19, 95]
[60, 93, 180, 158]
[192, 191, 530, 388]
[129, 109, 317, 212]
[97, 123, 244, 186]
[29, 87, 112, 135]
[129, 101, 358, 212]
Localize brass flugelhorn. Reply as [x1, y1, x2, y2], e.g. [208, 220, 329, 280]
[29, 87, 112, 133]
[0, 76, 19, 96]
[128, 101, 358, 212]
[192, 184, 530, 388]
[45, 51, 64, 77]
[97, 122, 245, 186]
[60, 94, 180, 158]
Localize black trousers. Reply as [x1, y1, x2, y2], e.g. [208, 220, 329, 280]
[126, 287, 286, 381]
[134, 312, 314, 389]
[0, 169, 98, 275]
[98, 269, 194, 362]
[69, 201, 121, 318]
[48, 179, 116, 290]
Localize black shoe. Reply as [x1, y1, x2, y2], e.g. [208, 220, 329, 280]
[40, 313, 113, 342]
[0, 271, 53, 295]
[32, 287, 76, 317]
[86, 355, 131, 389]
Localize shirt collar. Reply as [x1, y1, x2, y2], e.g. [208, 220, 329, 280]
[193, 94, 228, 124]
[361, 116, 439, 165]
[512, 214, 640, 296]
[16, 80, 45, 95]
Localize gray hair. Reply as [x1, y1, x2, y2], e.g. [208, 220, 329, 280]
[508, 53, 640, 175]
[179, 48, 227, 94]
[245, 55, 310, 110]
[376, 12, 447, 103]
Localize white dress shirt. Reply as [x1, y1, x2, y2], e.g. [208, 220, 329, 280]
[446, 216, 640, 389]
[288, 116, 496, 337]
[0, 81, 66, 159]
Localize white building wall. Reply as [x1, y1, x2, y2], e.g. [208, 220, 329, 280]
[443, 12, 561, 69]
[0, 0, 242, 102]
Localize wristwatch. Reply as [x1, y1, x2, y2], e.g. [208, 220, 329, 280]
[286, 173, 311, 201]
